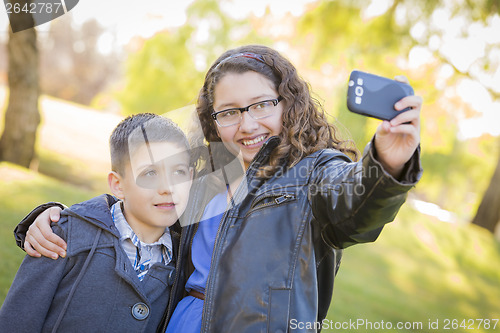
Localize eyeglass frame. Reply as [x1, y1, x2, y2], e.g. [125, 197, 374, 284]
[211, 96, 283, 127]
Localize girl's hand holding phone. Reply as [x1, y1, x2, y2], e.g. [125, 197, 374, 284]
[374, 75, 422, 179]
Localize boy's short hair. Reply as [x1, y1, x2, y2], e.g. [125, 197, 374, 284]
[110, 113, 190, 176]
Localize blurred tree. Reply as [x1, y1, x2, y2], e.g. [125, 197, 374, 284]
[296, 0, 417, 149]
[38, 15, 121, 105]
[472, 139, 500, 233]
[118, 0, 270, 115]
[118, 27, 201, 115]
[299, 0, 413, 70]
[408, 0, 500, 232]
[297, 0, 500, 231]
[0, 0, 40, 168]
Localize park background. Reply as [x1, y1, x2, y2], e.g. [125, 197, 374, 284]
[0, 0, 499, 332]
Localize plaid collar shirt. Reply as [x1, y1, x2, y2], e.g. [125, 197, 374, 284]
[111, 201, 173, 281]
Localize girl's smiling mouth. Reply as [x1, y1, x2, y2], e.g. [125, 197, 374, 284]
[239, 134, 268, 147]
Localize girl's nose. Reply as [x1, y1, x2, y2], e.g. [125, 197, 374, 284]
[239, 111, 258, 133]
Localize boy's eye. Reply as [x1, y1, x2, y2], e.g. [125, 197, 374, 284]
[173, 169, 187, 176]
[136, 169, 160, 189]
[143, 170, 158, 177]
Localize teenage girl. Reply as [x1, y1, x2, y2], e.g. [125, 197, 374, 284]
[16, 45, 422, 332]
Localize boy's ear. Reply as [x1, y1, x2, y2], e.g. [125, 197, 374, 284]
[108, 171, 125, 199]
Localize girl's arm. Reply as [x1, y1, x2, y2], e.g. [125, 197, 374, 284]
[15, 204, 67, 259]
[311, 143, 421, 249]
[311, 79, 422, 248]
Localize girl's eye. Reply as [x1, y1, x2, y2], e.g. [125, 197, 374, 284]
[254, 101, 272, 109]
[220, 110, 239, 118]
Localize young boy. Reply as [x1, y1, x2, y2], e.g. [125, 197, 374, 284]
[0, 113, 193, 332]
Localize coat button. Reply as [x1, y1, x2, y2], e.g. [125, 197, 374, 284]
[131, 302, 149, 320]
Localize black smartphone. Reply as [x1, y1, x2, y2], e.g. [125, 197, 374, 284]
[346, 70, 414, 121]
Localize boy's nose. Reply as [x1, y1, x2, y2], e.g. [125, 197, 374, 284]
[157, 177, 173, 194]
[239, 112, 258, 133]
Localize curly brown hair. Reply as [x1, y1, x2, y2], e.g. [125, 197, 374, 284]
[194, 44, 359, 179]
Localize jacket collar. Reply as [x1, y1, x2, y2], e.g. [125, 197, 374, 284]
[246, 136, 280, 174]
[65, 194, 119, 235]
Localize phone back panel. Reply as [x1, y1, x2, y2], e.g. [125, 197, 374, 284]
[347, 71, 414, 120]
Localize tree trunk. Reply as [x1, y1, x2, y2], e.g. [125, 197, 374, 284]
[0, 1, 40, 168]
[471, 142, 500, 233]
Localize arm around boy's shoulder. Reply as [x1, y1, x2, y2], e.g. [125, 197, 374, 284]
[14, 201, 66, 249]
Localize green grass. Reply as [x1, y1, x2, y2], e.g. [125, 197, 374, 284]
[37, 148, 109, 193]
[327, 205, 500, 332]
[1, 163, 499, 333]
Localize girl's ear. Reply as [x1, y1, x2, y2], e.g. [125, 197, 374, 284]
[108, 171, 125, 199]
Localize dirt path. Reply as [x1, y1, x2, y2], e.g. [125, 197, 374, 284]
[38, 96, 122, 173]
[0, 86, 122, 175]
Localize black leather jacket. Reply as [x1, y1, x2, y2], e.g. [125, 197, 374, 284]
[163, 136, 422, 332]
[15, 137, 421, 333]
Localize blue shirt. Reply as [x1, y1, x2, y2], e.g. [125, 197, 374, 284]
[166, 192, 227, 332]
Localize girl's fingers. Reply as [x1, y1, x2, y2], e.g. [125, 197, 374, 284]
[394, 95, 423, 111]
[39, 219, 67, 255]
[387, 124, 419, 137]
[48, 206, 62, 223]
[26, 206, 67, 258]
[24, 238, 41, 257]
[26, 224, 64, 259]
[26, 225, 57, 259]
[390, 109, 420, 127]
[377, 121, 392, 135]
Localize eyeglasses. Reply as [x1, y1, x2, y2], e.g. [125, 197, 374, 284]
[211, 96, 283, 127]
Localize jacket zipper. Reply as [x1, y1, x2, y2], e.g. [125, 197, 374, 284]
[249, 194, 296, 211]
[274, 194, 295, 205]
[200, 187, 238, 331]
[201, 138, 279, 332]
[161, 184, 204, 332]
[161, 228, 185, 331]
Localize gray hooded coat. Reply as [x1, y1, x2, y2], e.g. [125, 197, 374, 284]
[0, 194, 176, 333]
